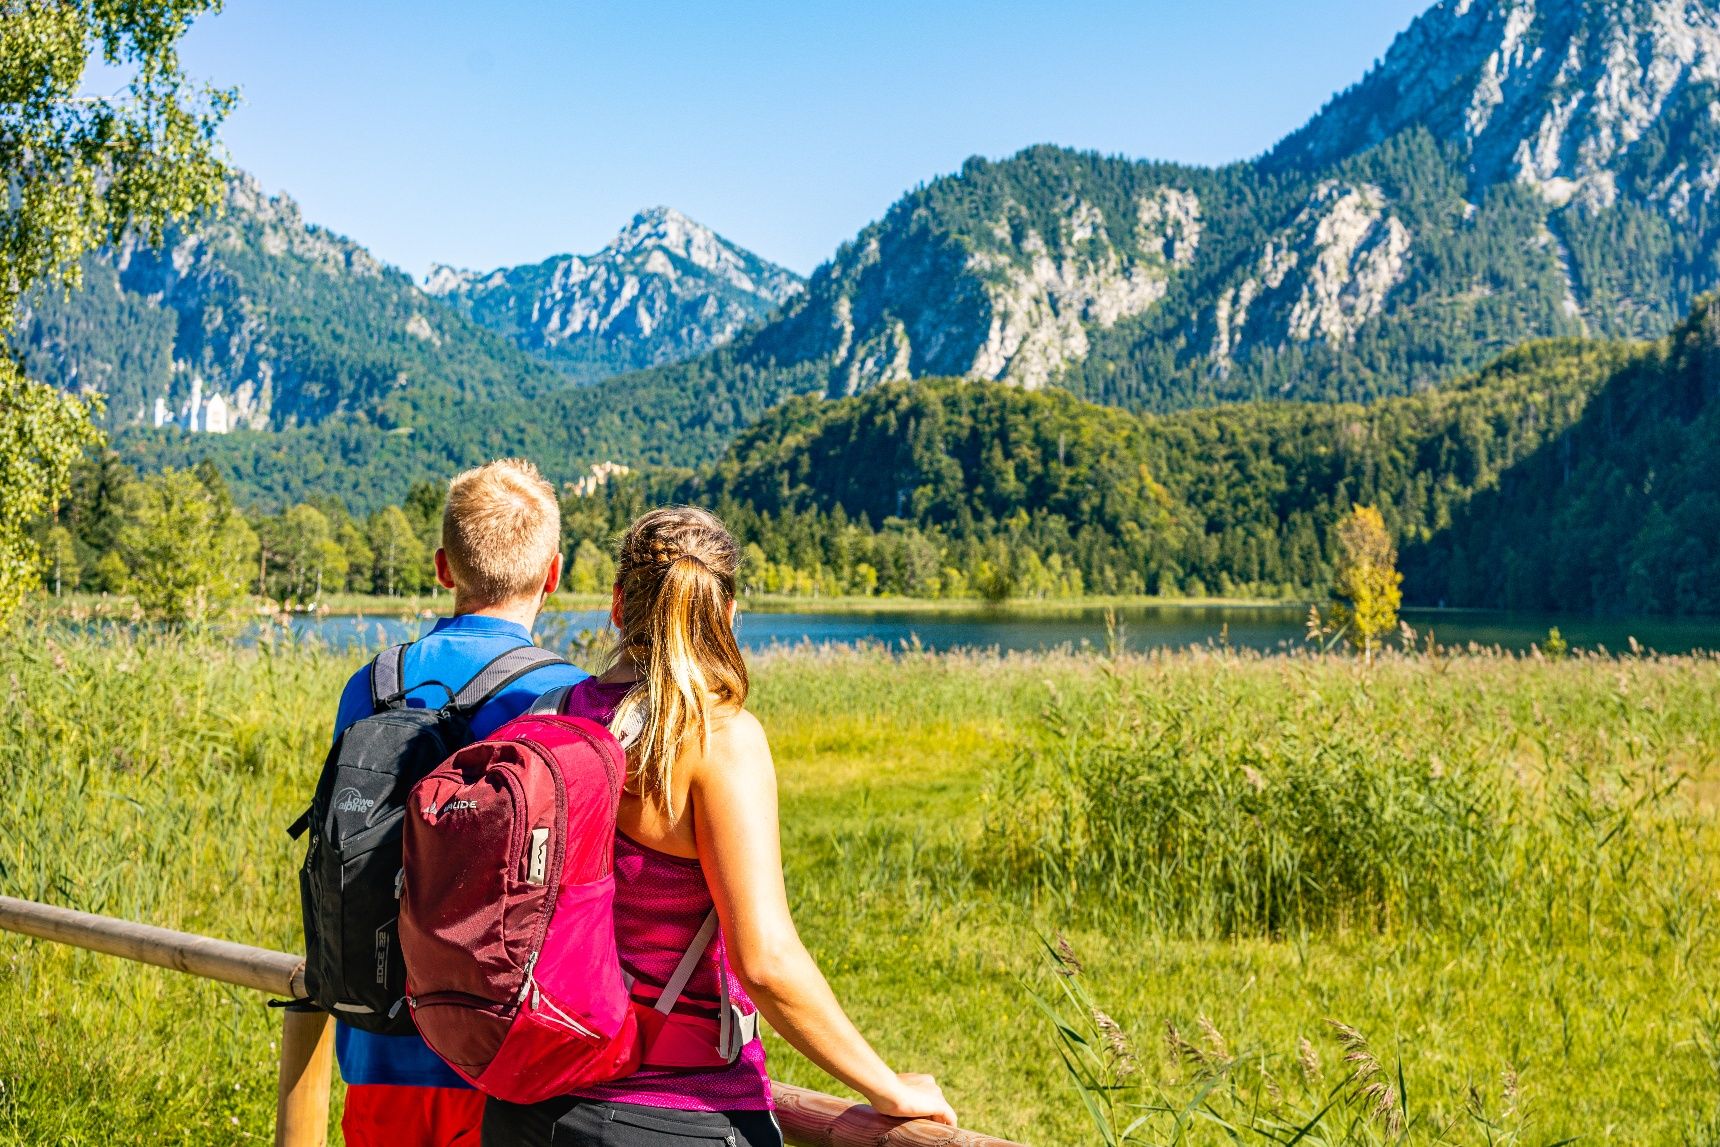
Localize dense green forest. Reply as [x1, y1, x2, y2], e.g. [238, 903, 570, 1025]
[1416, 296, 1720, 615]
[671, 337, 1647, 604]
[53, 300, 1717, 616]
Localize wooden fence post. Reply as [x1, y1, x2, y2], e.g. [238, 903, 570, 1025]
[275, 1007, 334, 1147]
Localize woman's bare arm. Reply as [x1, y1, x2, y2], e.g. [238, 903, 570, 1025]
[689, 710, 956, 1125]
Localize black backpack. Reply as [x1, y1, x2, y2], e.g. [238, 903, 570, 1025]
[287, 641, 567, 1033]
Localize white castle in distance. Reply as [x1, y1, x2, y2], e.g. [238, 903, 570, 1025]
[152, 374, 233, 434]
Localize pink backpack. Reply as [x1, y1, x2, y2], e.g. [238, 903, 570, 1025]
[398, 707, 750, 1104]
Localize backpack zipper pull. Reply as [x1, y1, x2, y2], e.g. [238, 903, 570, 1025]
[517, 950, 539, 1004]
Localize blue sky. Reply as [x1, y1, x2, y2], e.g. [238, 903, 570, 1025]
[168, 0, 1433, 278]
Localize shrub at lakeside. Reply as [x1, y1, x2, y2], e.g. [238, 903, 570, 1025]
[0, 631, 1716, 1142]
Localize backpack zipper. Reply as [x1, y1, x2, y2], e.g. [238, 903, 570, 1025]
[522, 717, 623, 862]
[532, 985, 600, 1042]
[501, 736, 567, 1006]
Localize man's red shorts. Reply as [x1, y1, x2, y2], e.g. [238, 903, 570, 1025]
[341, 1084, 486, 1147]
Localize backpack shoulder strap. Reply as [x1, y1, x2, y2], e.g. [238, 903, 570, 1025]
[526, 683, 574, 717]
[369, 643, 411, 710]
[449, 645, 568, 715]
[654, 908, 720, 1016]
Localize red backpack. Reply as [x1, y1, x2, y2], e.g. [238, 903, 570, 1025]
[398, 704, 754, 1105]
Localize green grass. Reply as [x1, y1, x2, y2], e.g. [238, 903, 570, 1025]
[0, 632, 1716, 1143]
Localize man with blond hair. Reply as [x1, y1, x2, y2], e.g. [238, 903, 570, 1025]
[327, 459, 588, 1146]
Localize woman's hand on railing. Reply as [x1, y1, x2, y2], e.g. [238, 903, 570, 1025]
[867, 1072, 958, 1126]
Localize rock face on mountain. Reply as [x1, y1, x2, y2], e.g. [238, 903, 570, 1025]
[21, 174, 568, 432]
[747, 150, 1209, 396]
[737, 0, 1720, 408]
[1271, 0, 1720, 215]
[425, 208, 802, 381]
[1209, 181, 1412, 373]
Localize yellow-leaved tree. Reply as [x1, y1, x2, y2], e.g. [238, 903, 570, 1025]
[0, 0, 233, 621]
[1329, 505, 1403, 662]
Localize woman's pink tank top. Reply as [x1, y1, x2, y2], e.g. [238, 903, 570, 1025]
[563, 678, 773, 1112]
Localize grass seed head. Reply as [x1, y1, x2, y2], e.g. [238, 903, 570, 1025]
[1091, 1009, 1138, 1078]
[1165, 1021, 1207, 1070]
[1053, 933, 1083, 976]
[1298, 1036, 1322, 1085]
[1197, 1015, 1231, 1063]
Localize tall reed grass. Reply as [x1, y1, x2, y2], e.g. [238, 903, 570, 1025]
[0, 628, 1715, 1142]
[981, 649, 1713, 944]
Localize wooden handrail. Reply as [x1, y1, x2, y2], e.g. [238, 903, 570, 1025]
[0, 895, 1023, 1147]
[0, 895, 305, 996]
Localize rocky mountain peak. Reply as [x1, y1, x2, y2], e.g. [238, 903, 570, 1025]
[426, 210, 803, 379]
[1272, 0, 1720, 212]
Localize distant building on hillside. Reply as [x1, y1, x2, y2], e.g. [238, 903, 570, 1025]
[203, 391, 231, 434]
[151, 374, 235, 434]
[569, 461, 631, 497]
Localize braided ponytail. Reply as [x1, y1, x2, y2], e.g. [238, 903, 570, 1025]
[610, 507, 748, 819]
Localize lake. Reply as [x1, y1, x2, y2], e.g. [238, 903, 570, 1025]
[292, 602, 1720, 657]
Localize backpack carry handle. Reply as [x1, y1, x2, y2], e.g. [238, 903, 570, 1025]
[526, 684, 574, 717]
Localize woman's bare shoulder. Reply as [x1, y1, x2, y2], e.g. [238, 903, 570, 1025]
[709, 706, 769, 757]
[685, 706, 772, 792]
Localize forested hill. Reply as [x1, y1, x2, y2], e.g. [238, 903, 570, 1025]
[120, 300, 1717, 614]
[676, 294, 1719, 614]
[1415, 295, 1720, 615]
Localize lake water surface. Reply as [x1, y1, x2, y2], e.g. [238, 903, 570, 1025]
[294, 602, 1720, 657]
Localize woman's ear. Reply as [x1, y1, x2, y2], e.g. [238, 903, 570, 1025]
[610, 581, 624, 631]
[726, 598, 737, 626]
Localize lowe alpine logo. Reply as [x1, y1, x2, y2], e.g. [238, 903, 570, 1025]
[426, 800, 480, 816]
[334, 788, 375, 815]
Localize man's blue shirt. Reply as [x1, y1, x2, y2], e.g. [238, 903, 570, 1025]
[329, 613, 587, 1089]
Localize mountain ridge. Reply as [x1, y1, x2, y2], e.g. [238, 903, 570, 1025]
[425, 206, 802, 381]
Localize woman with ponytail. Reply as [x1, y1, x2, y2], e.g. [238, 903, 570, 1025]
[483, 507, 955, 1147]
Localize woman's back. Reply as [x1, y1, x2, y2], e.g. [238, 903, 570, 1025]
[562, 678, 771, 1112]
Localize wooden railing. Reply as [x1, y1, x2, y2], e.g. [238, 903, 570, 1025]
[0, 896, 1021, 1146]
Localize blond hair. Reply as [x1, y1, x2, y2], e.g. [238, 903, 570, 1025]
[611, 506, 749, 820]
[441, 458, 561, 605]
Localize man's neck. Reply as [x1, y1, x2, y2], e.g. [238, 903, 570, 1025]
[452, 595, 541, 634]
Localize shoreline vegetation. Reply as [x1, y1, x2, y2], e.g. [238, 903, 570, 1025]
[25, 589, 1299, 619]
[1, 634, 1715, 1142]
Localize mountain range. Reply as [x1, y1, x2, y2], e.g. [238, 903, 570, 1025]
[25, 0, 1720, 525]
[19, 182, 790, 434]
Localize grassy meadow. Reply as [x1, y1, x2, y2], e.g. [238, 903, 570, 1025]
[0, 624, 1716, 1144]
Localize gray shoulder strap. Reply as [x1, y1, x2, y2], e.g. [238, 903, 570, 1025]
[369, 644, 410, 709]
[654, 908, 720, 1016]
[450, 646, 567, 713]
[526, 683, 574, 717]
